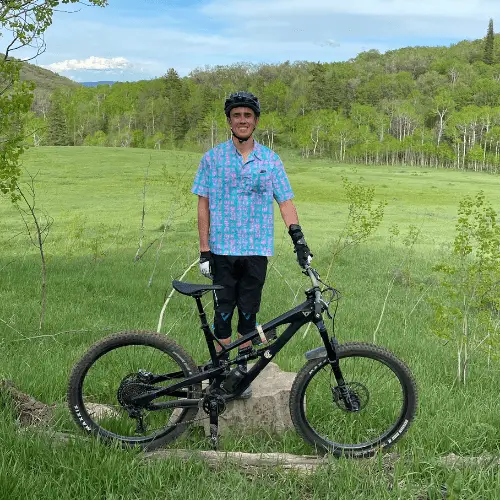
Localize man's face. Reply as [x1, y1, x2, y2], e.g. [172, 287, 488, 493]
[228, 106, 259, 139]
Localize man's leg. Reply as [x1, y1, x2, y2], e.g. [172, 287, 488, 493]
[234, 256, 268, 398]
[213, 309, 233, 357]
[211, 254, 238, 357]
[236, 255, 268, 344]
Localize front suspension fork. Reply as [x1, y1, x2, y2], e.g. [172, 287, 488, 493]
[316, 320, 345, 383]
[317, 320, 360, 412]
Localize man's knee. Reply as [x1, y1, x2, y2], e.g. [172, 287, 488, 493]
[214, 310, 233, 339]
[237, 310, 257, 335]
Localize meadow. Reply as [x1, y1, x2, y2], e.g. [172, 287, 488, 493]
[1, 146, 500, 499]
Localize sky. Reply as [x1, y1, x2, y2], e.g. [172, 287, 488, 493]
[4, 0, 500, 82]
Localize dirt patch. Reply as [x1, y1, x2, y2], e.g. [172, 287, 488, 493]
[0, 379, 55, 427]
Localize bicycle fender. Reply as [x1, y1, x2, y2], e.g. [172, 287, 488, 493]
[304, 346, 327, 360]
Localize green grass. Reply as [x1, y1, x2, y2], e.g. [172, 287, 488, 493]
[1, 146, 500, 498]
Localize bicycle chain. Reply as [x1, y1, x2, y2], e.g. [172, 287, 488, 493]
[159, 389, 212, 430]
[172, 357, 260, 430]
[142, 363, 252, 433]
[116, 379, 212, 430]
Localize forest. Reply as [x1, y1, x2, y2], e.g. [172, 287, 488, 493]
[26, 25, 500, 173]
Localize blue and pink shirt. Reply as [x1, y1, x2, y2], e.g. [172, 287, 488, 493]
[192, 139, 294, 256]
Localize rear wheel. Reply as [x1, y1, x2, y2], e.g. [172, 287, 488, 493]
[290, 342, 417, 457]
[67, 331, 202, 450]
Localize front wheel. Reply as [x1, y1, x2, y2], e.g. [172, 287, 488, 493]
[67, 331, 202, 450]
[290, 342, 417, 458]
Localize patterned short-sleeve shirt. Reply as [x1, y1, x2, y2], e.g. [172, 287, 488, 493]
[192, 139, 294, 256]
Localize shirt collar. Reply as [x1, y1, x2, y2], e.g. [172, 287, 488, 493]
[252, 140, 263, 160]
[228, 138, 263, 161]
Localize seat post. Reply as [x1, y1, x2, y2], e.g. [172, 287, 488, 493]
[195, 295, 222, 364]
[194, 296, 209, 328]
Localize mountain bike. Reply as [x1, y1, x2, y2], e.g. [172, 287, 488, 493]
[67, 266, 417, 458]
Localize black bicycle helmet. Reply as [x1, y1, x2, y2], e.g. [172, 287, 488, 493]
[224, 91, 261, 117]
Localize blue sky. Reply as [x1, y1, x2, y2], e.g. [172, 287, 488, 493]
[5, 0, 500, 82]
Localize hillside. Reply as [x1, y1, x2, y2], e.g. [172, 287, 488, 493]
[1, 54, 78, 93]
[19, 32, 500, 173]
[19, 58, 78, 92]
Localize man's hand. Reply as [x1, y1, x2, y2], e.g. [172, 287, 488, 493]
[288, 224, 313, 268]
[199, 251, 213, 279]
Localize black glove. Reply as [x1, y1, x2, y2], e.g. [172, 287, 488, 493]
[288, 224, 313, 268]
[199, 251, 213, 279]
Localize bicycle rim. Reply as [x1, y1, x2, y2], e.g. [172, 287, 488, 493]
[296, 345, 415, 456]
[71, 337, 200, 446]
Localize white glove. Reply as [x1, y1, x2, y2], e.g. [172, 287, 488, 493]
[199, 251, 213, 279]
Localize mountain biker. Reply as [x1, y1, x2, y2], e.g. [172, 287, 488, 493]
[191, 91, 312, 398]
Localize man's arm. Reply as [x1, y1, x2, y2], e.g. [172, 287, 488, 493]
[278, 199, 299, 228]
[279, 199, 313, 268]
[198, 196, 210, 252]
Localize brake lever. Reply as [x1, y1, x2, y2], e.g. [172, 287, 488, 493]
[319, 298, 333, 319]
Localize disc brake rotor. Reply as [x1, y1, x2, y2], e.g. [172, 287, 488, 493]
[331, 382, 369, 412]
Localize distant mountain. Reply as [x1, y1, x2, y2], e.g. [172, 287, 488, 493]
[81, 81, 116, 87]
[3, 56, 118, 98]
[1, 55, 78, 97]
[19, 60, 78, 92]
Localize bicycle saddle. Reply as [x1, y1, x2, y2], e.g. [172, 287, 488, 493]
[172, 280, 224, 297]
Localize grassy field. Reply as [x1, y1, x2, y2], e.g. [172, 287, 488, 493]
[1, 146, 500, 498]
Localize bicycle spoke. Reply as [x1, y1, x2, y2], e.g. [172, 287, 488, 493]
[290, 343, 417, 456]
[306, 358, 404, 446]
[69, 333, 202, 447]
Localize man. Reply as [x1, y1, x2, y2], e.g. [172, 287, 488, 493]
[191, 91, 312, 398]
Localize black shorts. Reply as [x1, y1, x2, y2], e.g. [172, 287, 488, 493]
[212, 254, 268, 314]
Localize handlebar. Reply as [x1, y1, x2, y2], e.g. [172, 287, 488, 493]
[304, 265, 339, 320]
[305, 265, 320, 287]
[305, 266, 322, 303]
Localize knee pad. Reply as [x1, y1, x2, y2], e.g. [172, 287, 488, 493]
[214, 310, 233, 339]
[237, 310, 257, 335]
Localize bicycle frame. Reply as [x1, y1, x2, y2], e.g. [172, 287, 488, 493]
[131, 267, 346, 408]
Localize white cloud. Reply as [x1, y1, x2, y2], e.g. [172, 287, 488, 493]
[202, 0, 498, 20]
[318, 39, 341, 48]
[23, 0, 499, 81]
[202, 0, 496, 43]
[44, 56, 131, 72]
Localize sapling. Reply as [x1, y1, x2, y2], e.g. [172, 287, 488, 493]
[15, 171, 52, 330]
[134, 162, 150, 262]
[325, 176, 386, 282]
[147, 162, 195, 287]
[303, 176, 386, 338]
[431, 191, 500, 384]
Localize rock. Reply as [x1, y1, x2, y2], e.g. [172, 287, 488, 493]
[85, 403, 120, 420]
[194, 362, 297, 437]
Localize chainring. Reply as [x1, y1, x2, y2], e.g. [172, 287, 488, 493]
[202, 390, 226, 416]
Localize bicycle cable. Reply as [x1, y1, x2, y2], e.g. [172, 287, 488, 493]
[306, 268, 340, 335]
[161, 268, 342, 432]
